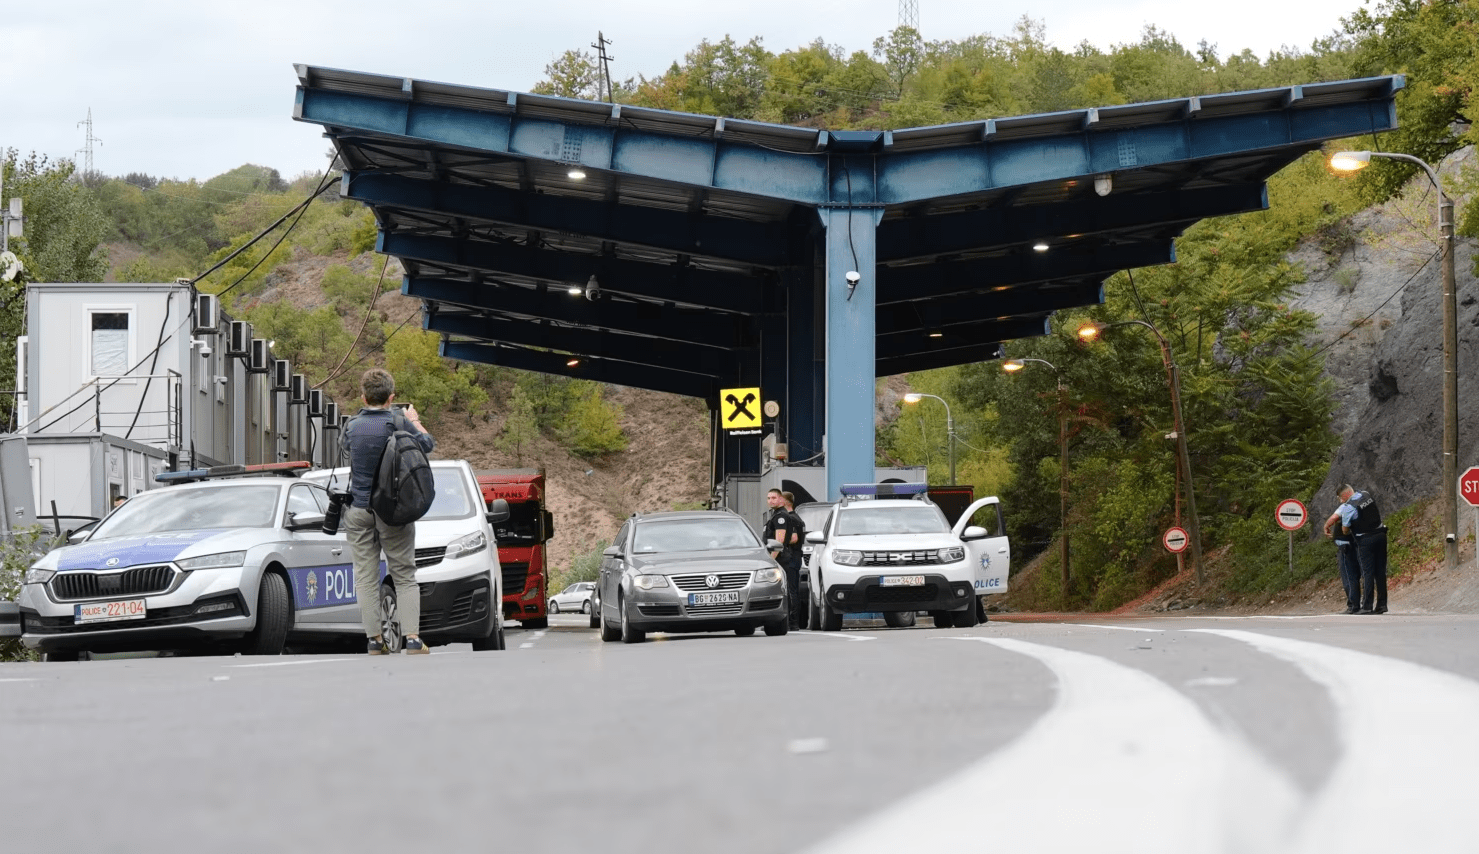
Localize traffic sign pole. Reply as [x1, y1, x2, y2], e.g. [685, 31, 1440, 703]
[1274, 499, 1308, 576]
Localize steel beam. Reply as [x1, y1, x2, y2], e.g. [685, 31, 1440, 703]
[821, 206, 884, 499]
[877, 241, 1174, 302]
[875, 282, 1104, 336]
[877, 184, 1266, 262]
[877, 316, 1053, 359]
[441, 340, 718, 400]
[343, 171, 806, 267]
[428, 312, 743, 379]
[380, 232, 766, 314]
[404, 276, 753, 349]
[878, 344, 1006, 377]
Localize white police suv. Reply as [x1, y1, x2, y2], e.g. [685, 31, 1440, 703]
[803, 483, 1010, 630]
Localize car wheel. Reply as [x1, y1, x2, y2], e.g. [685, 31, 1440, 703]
[581, 600, 591, 615]
[763, 619, 789, 637]
[977, 598, 989, 623]
[955, 598, 980, 628]
[472, 616, 504, 651]
[242, 572, 291, 655]
[930, 610, 953, 628]
[619, 596, 644, 644]
[548, 600, 560, 614]
[588, 604, 600, 629]
[599, 599, 621, 642]
[884, 610, 916, 628]
[521, 616, 549, 630]
[380, 585, 403, 653]
[809, 597, 822, 631]
[734, 625, 756, 637]
[820, 600, 843, 632]
[42, 649, 82, 662]
[796, 597, 809, 630]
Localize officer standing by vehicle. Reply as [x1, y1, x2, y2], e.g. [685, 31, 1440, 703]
[342, 368, 436, 654]
[1335, 483, 1388, 614]
[762, 488, 804, 630]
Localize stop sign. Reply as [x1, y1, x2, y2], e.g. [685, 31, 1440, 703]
[1461, 466, 1479, 507]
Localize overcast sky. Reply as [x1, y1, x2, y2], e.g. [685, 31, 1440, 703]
[9, 0, 1368, 183]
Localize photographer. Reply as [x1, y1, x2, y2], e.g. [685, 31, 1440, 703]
[340, 368, 435, 655]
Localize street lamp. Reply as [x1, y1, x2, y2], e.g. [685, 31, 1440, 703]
[1003, 358, 1071, 596]
[1331, 150, 1459, 571]
[1077, 319, 1205, 583]
[902, 392, 955, 485]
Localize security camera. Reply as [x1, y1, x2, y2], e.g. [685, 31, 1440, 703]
[845, 271, 861, 286]
[199, 344, 212, 357]
[584, 274, 601, 302]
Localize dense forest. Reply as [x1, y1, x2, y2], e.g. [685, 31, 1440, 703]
[1, 0, 1475, 610]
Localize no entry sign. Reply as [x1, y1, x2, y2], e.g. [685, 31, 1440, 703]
[1275, 499, 1308, 531]
[1163, 526, 1189, 554]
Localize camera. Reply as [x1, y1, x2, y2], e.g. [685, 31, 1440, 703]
[322, 491, 347, 535]
[844, 271, 861, 286]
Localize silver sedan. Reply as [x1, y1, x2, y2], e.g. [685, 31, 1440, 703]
[596, 510, 788, 643]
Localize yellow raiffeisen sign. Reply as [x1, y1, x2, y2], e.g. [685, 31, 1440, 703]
[721, 387, 761, 434]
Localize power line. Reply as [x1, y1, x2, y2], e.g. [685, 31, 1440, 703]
[76, 108, 102, 175]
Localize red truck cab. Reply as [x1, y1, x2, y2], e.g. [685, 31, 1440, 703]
[476, 469, 554, 630]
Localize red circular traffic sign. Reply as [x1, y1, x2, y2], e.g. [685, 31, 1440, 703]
[1162, 526, 1189, 554]
[1462, 466, 1479, 507]
[1275, 498, 1308, 531]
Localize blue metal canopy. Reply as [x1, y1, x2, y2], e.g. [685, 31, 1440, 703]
[294, 65, 1401, 497]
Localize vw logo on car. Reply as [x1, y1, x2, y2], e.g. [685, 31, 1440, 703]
[706, 574, 720, 588]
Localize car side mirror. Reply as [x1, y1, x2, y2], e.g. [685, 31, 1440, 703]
[603, 546, 620, 557]
[805, 531, 825, 544]
[961, 525, 988, 541]
[765, 538, 783, 551]
[288, 512, 327, 532]
[486, 498, 510, 525]
[67, 524, 96, 545]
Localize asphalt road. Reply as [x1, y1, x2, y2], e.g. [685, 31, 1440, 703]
[3, 611, 1477, 854]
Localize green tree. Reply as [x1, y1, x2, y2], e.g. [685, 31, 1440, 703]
[873, 26, 926, 99]
[533, 49, 603, 100]
[496, 384, 540, 464]
[559, 381, 627, 457]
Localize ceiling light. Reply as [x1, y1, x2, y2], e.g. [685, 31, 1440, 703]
[567, 168, 587, 180]
[567, 285, 583, 296]
[1033, 242, 1049, 253]
[927, 331, 943, 338]
[566, 358, 580, 367]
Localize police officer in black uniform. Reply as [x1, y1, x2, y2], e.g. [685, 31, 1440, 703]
[763, 488, 804, 630]
[1336, 483, 1388, 614]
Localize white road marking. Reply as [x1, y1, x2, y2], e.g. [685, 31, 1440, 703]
[1065, 623, 1166, 633]
[806, 636, 1299, 854]
[519, 643, 535, 649]
[786, 737, 829, 755]
[1195, 629, 1479, 853]
[0, 678, 40, 683]
[1184, 676, 1239, 688]
[791, 631, 877, 642]
[228, 658, 354, 668]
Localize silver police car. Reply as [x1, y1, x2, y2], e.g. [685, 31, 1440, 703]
[19, 462, 357, 660]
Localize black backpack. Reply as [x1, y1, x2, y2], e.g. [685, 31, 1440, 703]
[370, 412, 435, 525]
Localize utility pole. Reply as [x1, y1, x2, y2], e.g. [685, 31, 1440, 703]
[76, 108, 103, 177]
[591, 32, 616, 103]
[899, 0, 920, 31]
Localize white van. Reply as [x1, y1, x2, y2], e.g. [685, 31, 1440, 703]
[303, 459, 507, 652]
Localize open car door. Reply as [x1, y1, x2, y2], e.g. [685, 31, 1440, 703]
[952, 496, 1010, 595]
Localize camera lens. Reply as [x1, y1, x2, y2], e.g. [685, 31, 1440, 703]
[322, 493, 344, 536]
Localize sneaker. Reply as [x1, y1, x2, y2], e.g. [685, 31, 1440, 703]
[1357, 609, 1374, 615]
[404, 637, 429, 655]
[367, 638, 388, 655]
[1372, 607, 1389, 614]
[1343, 608, 1359, 615]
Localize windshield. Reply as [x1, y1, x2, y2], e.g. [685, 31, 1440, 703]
[90, 484, 281, 537]
[424, 468, 477, 521]
[795, 504, 833, 531]
[632, 517, 760, 553]
[835, 504, 949, 536]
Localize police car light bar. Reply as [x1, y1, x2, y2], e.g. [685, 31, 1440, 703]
[838, 483, 929, 497]
[156, 461, 313, 483]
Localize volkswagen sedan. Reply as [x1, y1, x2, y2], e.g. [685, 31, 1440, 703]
[596, 510, 788, 644]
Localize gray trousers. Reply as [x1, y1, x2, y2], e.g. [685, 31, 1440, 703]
[344, 505, 420, 637]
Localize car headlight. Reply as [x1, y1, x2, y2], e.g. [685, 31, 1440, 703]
[938, 546, 966, 563]
[633, 574, 669, 590]
[445, 531, 487, 561]
[832, 549, 863, 567]
[754, 567, 783, 585]
[176, 551, 247, 571]
[24, 567, 56, 585]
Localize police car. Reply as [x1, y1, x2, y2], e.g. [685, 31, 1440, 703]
[803, 483, 1009, 630]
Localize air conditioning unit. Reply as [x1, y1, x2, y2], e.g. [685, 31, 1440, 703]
[308, 389, 324, 416]
[248, 339, 269, 374]
[290, 374, 308, 404]
[227, 321, 251, 357]
[272, 360, 291, 391]
[192, 293, 219, 335]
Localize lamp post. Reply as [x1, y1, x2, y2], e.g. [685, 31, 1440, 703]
[1003, 358, 1071, 596]
[1331, 150, 1458, 571]
[903, 392, 955, 485]
[1078, 319, 1204, 583]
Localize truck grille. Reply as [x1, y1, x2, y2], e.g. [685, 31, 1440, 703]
[501, 562, 529, 596]
[414, 547, 446, 568]
[50, 565, 178, 601]
[671, 572, 750, 592]
[860, 550, 944, 566]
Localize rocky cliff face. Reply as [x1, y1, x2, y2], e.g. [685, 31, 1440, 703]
[1290, 148, 1477, 523]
